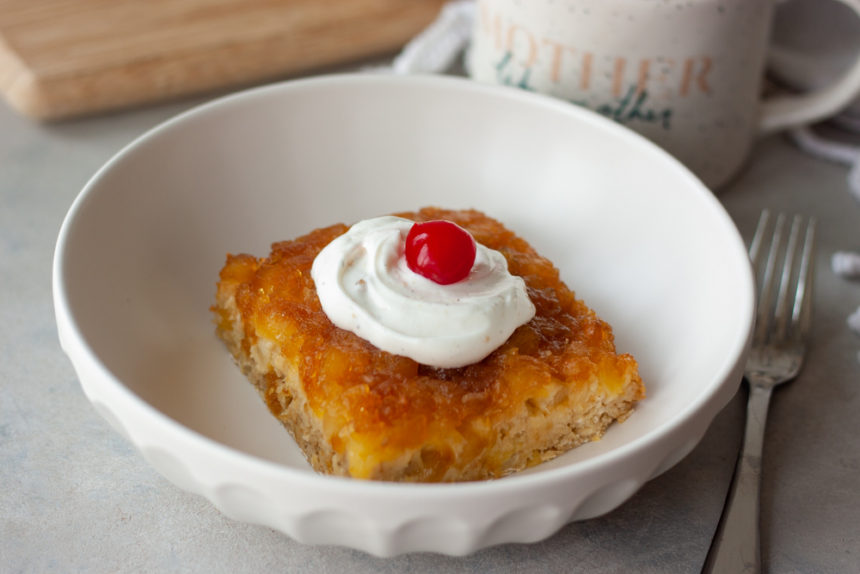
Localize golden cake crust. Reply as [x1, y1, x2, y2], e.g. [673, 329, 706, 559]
[214, 207, 644, 482]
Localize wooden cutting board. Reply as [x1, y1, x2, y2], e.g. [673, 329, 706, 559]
[0, 0, 447, 120]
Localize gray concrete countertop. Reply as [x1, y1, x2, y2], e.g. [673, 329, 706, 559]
[2, 82, 859, 573]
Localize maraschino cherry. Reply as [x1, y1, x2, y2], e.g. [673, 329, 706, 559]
[405, 220, 477, 285]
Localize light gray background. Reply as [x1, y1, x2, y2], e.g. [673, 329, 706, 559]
[2, 83, 859, 573]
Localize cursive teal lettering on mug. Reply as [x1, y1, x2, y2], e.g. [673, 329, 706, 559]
[493, 52, 674, 130]
[494, 51, 535, 91]
[595, 87, 673, 130]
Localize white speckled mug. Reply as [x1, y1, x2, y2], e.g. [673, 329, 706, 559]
[467, 0, 860, 188]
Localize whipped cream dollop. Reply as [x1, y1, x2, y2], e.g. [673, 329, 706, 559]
[310, 216, 535, 368]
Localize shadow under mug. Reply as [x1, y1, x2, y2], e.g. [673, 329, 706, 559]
[467, 0, 860, 189]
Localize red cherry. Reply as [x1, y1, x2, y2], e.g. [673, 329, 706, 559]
[405, 220, 477, 285]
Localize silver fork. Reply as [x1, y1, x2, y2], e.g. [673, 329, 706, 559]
[702, 211, 816, 574]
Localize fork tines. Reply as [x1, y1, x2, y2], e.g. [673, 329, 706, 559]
[749, 210, 816, 346]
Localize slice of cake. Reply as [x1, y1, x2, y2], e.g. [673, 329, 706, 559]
[213, 207, 644, 482]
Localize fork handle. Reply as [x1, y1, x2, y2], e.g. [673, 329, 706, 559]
[702, 384, 773, 574]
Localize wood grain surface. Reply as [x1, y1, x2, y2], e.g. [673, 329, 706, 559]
[0, 0, 446, 120]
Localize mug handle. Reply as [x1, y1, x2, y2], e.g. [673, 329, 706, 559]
[760, 0, 860, 133]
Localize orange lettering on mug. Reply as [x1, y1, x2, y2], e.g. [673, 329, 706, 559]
[506, 24, 538, 68]
[581, 52, 593, 90]
[479, 1, 504, 52]
[680, 56, 713, 96]
[612, 58, 627, 98]
[542, 39, 575, 83]
[637, 60, 651, 95]
[651, 58, 676, 100]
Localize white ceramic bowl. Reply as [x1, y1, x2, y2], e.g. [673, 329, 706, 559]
[53, 74, 753, 557]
